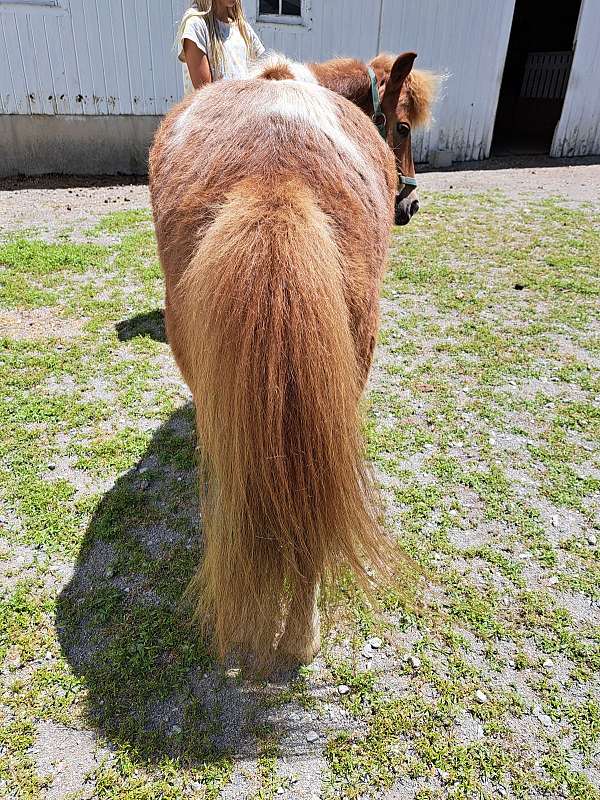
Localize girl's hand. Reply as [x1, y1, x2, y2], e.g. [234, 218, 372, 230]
[184, 39, 212, 89]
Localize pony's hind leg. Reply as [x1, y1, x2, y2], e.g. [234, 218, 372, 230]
[277, 574, 320, 666]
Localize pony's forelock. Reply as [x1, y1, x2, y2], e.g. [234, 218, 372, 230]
[404, 69, 440, 128]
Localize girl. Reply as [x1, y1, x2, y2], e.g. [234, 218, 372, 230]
[178, 0, 265, 94]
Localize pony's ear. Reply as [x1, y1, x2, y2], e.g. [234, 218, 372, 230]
[381, 51, 417, 112]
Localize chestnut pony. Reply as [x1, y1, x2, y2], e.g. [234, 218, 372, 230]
[149, 53, 435, 669]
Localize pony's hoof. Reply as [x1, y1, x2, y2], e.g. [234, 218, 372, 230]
[276, 636, 320, 667]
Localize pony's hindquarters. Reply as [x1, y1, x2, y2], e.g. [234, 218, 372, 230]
[174, 178, 389, 667]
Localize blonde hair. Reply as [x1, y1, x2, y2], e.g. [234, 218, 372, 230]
[177, 1, 257, 79]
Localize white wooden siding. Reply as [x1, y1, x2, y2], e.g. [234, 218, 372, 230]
[551, 0, 600, 157]
[0, 0, 187, 115]
[1, 0, 599, 163]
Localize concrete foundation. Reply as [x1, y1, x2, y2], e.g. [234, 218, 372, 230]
[0, 115, 162, 177]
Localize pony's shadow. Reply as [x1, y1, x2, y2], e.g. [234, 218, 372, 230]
[56, 404, 306, 766]
[115, 308, 167, 343]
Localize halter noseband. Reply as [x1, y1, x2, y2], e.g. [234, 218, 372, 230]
[367, 66, 417, 191]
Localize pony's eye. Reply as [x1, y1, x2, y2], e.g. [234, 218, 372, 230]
[396, 122, 410, 137]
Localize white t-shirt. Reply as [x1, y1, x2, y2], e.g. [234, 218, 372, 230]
[178, 12, 265, 94]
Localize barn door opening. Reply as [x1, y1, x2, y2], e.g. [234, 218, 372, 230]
[491, 0, 582, 156]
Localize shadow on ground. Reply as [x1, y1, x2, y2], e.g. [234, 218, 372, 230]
[116, 308, 167, 343]
[56, 404, 307, 767]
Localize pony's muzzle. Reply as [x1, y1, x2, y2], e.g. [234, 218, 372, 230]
[395, 192, 419, 226]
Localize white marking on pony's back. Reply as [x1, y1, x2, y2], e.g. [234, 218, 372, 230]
[260, 81, 365, 169]
[171, 92, 204, 150]
[288, 63, 317, 84]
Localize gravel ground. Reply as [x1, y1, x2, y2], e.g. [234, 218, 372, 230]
[1, 158, 599, 800]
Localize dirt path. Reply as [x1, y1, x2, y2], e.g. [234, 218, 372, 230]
[0, 156, 598, 233]
[419, 155, 600, 202]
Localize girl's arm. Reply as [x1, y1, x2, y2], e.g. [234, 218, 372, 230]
[184, 39, 212, 89]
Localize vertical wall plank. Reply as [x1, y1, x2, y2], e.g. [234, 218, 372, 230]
[552, 0, 600, 157]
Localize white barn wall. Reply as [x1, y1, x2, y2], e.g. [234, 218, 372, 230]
[378, 0, 516, 162]
[1, 0, 598, 175]
[551, 0, 600, 157]
[0, 0, 186, 116]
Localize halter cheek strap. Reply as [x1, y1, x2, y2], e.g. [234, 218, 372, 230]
[368, 66, 387, 141]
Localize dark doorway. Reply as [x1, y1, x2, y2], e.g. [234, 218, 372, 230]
[491, 0, 582, 156]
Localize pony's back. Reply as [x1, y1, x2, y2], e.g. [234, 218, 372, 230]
[150, 75, 397, 668]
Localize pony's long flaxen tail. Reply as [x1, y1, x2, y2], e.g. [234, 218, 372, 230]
[177, 178, 389, 666]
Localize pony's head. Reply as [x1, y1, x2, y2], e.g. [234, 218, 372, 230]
[369, 53, 439, 225]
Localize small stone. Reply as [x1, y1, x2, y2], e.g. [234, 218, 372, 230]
[105, 565, 115, 578]
[362, 643, 373, 658]
[475, 689, 488, 704]
[47, 463, 56, 471]
[587, 534, 597, 546]
[306, 730, 319, 742]
[226, 668, 240, 679]
[542, 658, 554, 669]
[170, 724, 182, 735]
[539, 713, 552, 727]
[368, 636, 383, 649]
[489, 437, 496, 445]
[551, 515, 560, 527]
[408, 655, 421, 670]
[337, 684, 350, 695]
[497, 786, 507, 797]
[548, 576, 559, 586]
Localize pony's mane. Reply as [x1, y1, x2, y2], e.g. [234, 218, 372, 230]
[370, 53, 440, 128]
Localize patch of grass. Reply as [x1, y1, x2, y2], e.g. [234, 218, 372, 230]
[90, 208, 153, 235]
[3, 194, 600, 799]
[0, 239, 109, 308]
